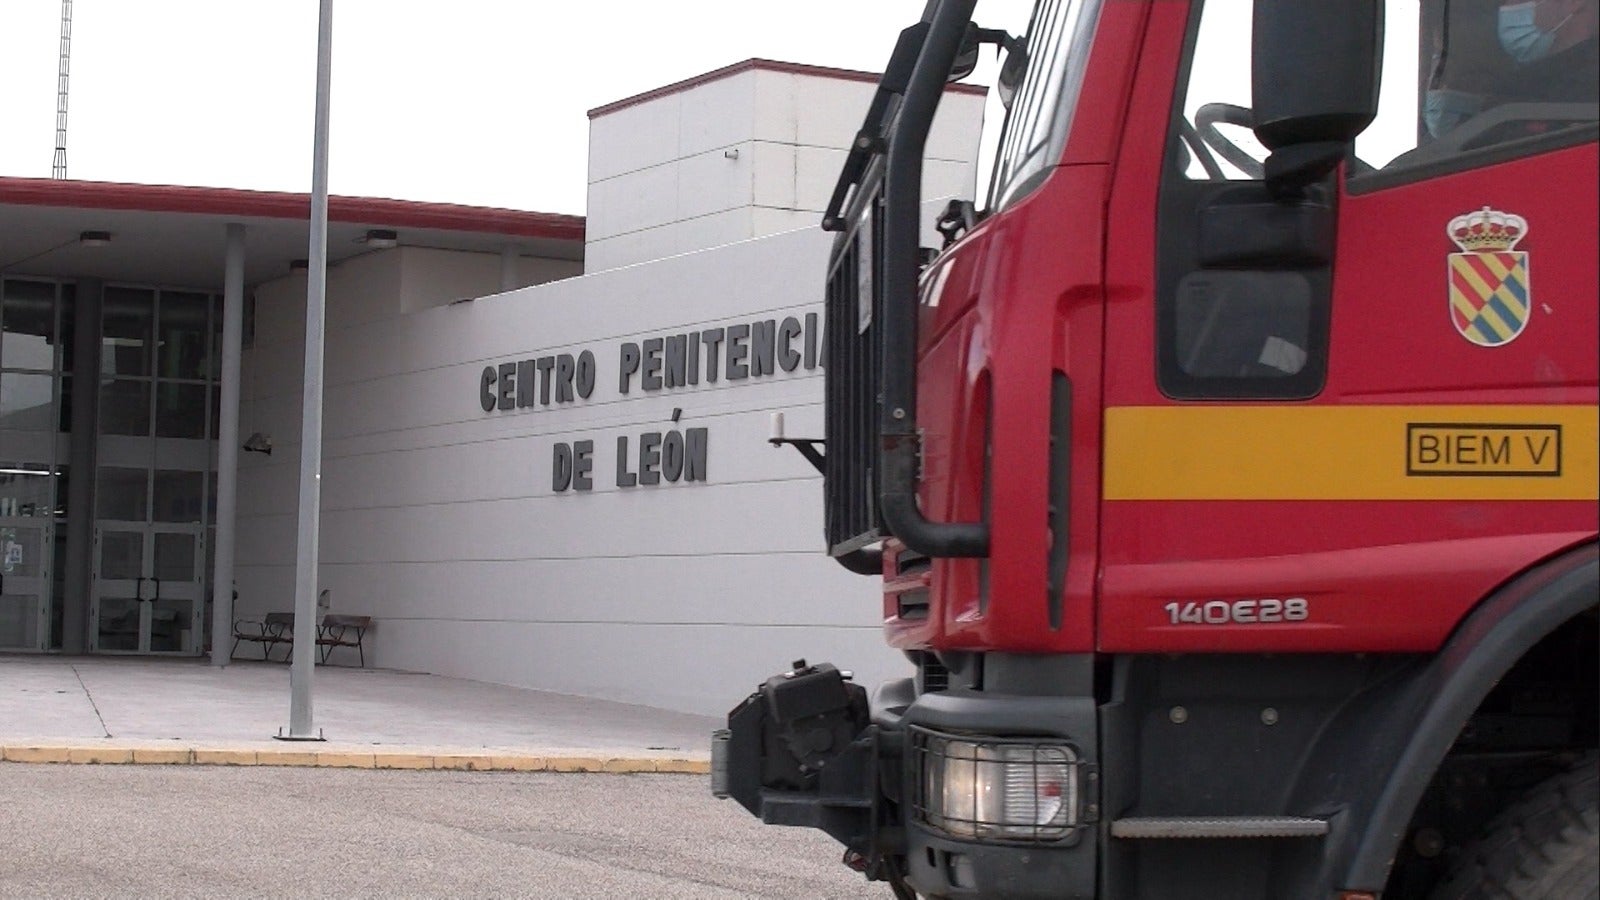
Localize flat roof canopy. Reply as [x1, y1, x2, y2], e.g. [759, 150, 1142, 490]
[0, 177, 585, 291]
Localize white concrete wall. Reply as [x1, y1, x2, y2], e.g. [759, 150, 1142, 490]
[586, 66, 985, 271]
[237, 228, 905, 716]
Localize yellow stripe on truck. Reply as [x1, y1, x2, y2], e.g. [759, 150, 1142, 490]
[1103, 405, 1599, 501]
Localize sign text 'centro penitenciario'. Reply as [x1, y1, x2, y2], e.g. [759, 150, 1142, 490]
[477, 314, 820, 491]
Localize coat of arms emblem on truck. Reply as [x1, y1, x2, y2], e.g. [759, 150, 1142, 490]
[1447, 206, 1531, 347]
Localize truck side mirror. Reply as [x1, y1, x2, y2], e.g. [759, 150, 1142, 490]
[949, 23, 982, 82]
[1251, 0, 1382, 195]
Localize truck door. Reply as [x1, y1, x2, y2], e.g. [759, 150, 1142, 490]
[1099, 0, 1598, 655]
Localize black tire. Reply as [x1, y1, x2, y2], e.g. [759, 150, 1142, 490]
[1432, 753, 1599, 900]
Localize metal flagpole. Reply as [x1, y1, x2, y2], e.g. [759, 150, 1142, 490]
[281, 0, 334, 741]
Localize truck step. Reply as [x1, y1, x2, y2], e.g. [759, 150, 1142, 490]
[1109, 816, 1329, 839]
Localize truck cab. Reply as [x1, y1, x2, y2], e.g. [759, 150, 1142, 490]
[715, 2, 1598, 897]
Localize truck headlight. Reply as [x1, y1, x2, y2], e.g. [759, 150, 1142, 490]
[915, 729, 1079, 842]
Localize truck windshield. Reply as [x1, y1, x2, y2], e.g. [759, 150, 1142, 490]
[984, 0, 1104, 210]
[1353, 0, 1598, 185]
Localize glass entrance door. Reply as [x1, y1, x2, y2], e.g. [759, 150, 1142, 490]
[90, 287, 214, 655]
[92, 523, 204, 653]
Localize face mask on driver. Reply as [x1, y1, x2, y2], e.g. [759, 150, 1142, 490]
[1499, 0, 1575, 63]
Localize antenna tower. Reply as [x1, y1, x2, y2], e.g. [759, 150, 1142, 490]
[53, 0, 73, 179]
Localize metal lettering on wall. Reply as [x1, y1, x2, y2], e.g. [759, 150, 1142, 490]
[477, 313, 821, 492]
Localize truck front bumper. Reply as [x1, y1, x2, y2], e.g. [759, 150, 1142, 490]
[713, 664, 1099, 899]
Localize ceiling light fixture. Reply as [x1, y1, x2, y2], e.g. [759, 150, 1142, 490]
[78, 230, 112, 247]
[362, 228, 399, 249]
[289, 258, 309, 273]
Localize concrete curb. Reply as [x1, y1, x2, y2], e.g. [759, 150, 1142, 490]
[0, 744, 710, 774]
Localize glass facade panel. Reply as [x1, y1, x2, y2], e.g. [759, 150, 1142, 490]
[102, 288, 154, 376]
[100, 530, 143, 580]
[51, 531, 65, 649]
[60, 285, 76, 373]
[154, 532, 196, 581]
[150, 595, 189, 652]
[97, 468, 149, 522]
[155, 383, 207, 439]
[210, 296, 223, 380]
[2, 280, 57, 371]
[57, 374, 72, 433]
[2, 525, 44, 578]
[100, 378, 151, 436]
[0, 594, 40, 649]
[97, 597, 140, 651]
[152, 470, 204, 523]
[0, 372, 56, 431]
[158, 292, 210, 381]
[0, 464, 55, 518]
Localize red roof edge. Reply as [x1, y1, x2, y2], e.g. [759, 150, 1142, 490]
[587, 58, 987, 119]
[0, 177, 585, 242]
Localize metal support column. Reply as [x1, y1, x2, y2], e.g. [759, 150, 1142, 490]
[282, 0, 333, 740]
[210, 224, 245, 666]
[61, 278, 102, 654]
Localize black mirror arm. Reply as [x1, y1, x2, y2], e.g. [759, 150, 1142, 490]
[970, 26, 1022, 55]
[1264, 142, 1348, 200]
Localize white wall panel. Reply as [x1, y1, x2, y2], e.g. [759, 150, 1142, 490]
[398, 247, 500, 313]
[238, 225, 897, 715]
[677, 71, 757, 157]
[373, 618, 904, 717]
[676, 143, 754, 221]
[586, 163, 681, 241]
[587, 95, 682, 182]
[583, 208, 754, 273]
[780, 71, 873, 150]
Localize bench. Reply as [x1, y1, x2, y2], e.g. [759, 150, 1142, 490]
[315, 614, 372, 667]
[230, 612, 296, 661]
[229, 612, 372, 667]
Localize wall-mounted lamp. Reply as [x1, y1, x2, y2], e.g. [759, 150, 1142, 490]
[243, 432, 273, 455]
[78, 230, 112, 247]
[361, 229, 399, 249]
[289, 258, 309, 273]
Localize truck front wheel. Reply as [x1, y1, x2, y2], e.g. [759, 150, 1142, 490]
[1432, 753, 1599, 900]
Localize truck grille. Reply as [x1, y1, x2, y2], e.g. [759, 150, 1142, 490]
[823, 200, 884, 555]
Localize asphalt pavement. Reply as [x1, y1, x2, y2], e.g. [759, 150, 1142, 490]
[0, 654, 719, 771]
[0, 765, 887, 898]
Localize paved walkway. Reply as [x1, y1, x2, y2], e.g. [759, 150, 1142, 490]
[0, 655, 719, 772]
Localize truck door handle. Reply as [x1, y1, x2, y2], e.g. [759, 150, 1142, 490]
[135, 576, 146, 602]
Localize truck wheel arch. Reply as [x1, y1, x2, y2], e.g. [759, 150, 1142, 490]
[1303, 541, 1599, 894]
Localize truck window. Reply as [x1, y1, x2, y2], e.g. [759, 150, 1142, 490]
[987, 0, 1103, 210]
[1156, 0, 1330, 400]
[1174, 1, 1265, 181]
[1353, 0, 1599, 189]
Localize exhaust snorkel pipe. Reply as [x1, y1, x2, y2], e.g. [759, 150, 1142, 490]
[878, 0, 989, 559]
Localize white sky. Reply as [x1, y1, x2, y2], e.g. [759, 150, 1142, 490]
[0, 1, 1032, 217]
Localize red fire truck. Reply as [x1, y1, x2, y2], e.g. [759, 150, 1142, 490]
[713, 0, 1597, 897]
